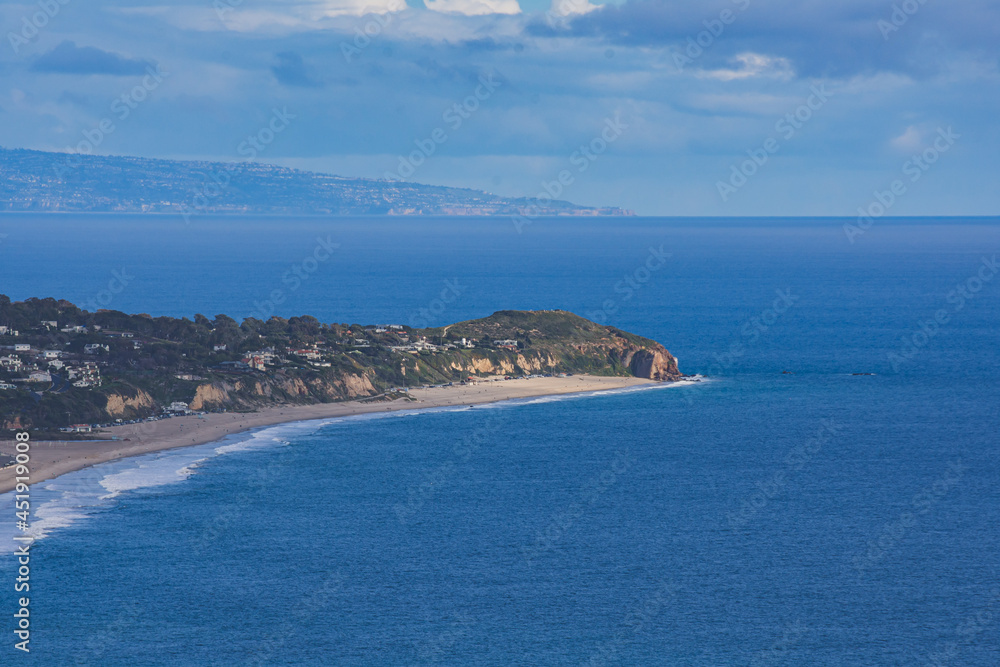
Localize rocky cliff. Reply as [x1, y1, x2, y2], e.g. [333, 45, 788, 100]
[627, 348, 679, 381]
[423, 310, 682, 382]
[186, 372, 377, 411]
[0, 301, 681, 430]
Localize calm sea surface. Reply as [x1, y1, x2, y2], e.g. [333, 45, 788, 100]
[1, 215, 999, 665]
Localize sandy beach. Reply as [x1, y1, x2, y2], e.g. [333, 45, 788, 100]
[0, 375, 656, 494]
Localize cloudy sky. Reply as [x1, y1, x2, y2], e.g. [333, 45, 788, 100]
[1, 0, 997, 215]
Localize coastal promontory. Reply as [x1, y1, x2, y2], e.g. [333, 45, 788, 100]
[0, 298, 681, 432]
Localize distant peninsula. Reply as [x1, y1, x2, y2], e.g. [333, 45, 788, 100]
[0, 147, 632, 217]
[0, 298, 680, 432]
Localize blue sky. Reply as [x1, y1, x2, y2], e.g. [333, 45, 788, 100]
[1, 0, 997, 215]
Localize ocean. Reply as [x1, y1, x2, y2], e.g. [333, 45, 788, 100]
[1, 215, 999, 665]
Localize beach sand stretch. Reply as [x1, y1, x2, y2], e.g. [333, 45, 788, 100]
[0, 375, 659, 494]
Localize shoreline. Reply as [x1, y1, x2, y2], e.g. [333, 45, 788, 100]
[0, 375, 662, 494]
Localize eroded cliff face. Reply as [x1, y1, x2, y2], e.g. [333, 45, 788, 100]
[564, 337, 681, 382]
[449, 353, 559, 375]
[439, 352, 560, 377]
[189, 383, 231, 411]
[419, 340, 680, 382]
[626, 348, 680, 381]
[186, 371, 378, 411]
[105, 389, 155, 417]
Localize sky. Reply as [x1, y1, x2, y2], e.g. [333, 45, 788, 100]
[0, 0, 997, 216]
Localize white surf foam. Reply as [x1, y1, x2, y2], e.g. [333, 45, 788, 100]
[0, 377, 709, 552]
[509, 376, 709, 406]
[0, 424, 312, 552]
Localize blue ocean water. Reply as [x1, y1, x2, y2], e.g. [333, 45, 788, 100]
[1, 216, 999, 665]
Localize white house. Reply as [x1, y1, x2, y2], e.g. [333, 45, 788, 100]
[28, 371, 52, 383]
[42, 350, 62, 359]
[0, 355, 22, 371]
[14, 343, 30, 352]
[167, 401, 191, 413]
[84, 344, 110, 354]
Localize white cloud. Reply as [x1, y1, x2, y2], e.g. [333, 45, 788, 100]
[113, 0, 406, 34]
[307, 0, 407, 18]
[890, 125, 924, 151]
[699, 53, 795, 82]
[548, 0, 598, 19]
[424, 0, 520, 16]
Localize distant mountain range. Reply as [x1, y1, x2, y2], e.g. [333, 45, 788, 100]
[0, 147, 632, 217]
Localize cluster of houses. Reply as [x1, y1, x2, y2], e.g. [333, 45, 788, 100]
[1, 316, 522, 395]
[0, 319, 155, 392]
[219, 330, 499, 372]
[390, 336, 478, 355]
[0, 345, 104, 389]
[0, 319, 117, 391]
[214, 331, 489, 374]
